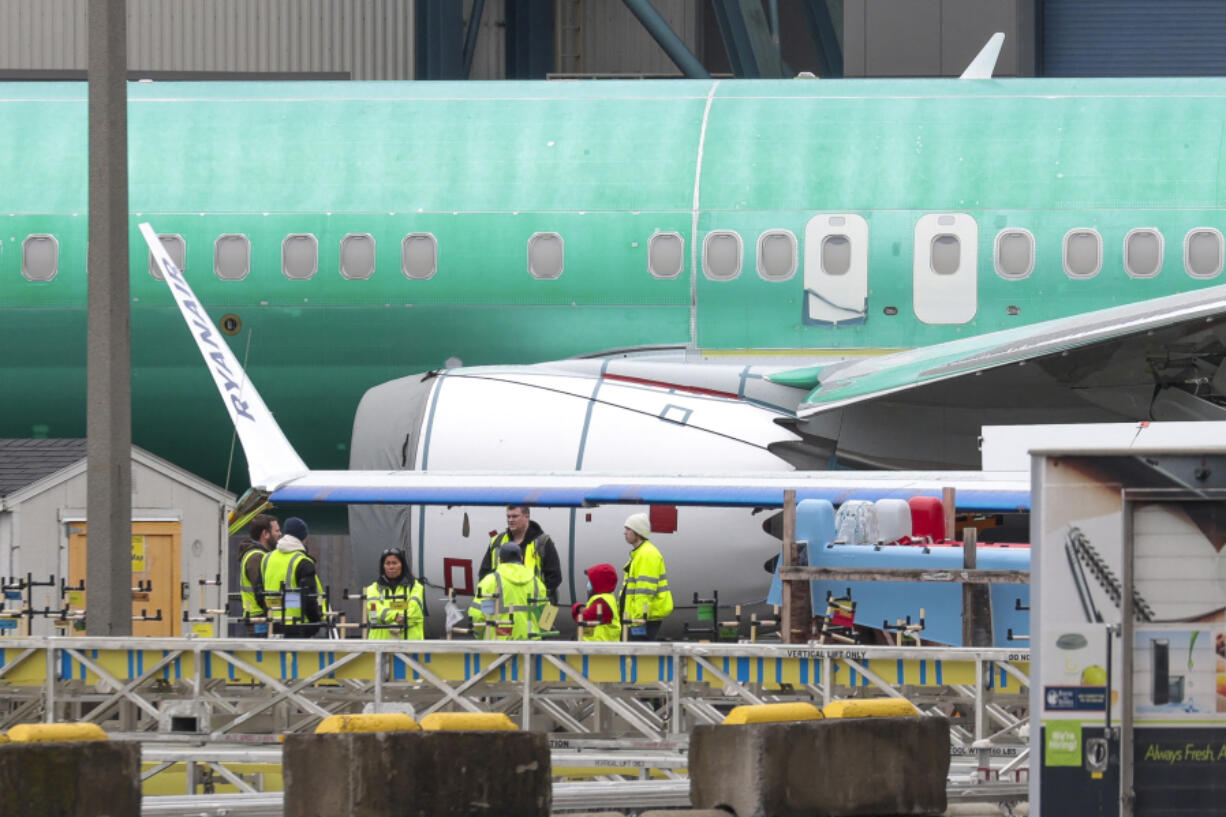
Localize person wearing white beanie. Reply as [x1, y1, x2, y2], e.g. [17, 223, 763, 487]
[619, 512, 673, 640]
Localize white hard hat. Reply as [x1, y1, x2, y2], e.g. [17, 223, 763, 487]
[624, 513, 651, 539]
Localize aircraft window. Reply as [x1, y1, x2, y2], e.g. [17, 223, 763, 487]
[757, 230, 797, 281]
[994, 229, 1034, 279]
[402, 233, 438, 279]
[21, 234, 58, 282]
[821, 234, 851, 275]
[1185, 228, 1224, 279]
[148, 234, 185, 281]
[648, 232, 684, 279]
[1124, 229, 1163, 279]
[703, 230, 742, 280]
[282, 234, 318, 280]
[1063, 229, 1102, 279]
[930, 234, 961, 275]
[528, 232, 564, 279]
[214, 234, 250, 281]
[340, 233, 376, 280]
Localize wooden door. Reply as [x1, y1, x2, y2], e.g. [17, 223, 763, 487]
[67, 521, 181, 636]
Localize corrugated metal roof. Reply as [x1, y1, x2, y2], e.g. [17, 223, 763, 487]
[1044, 0, 1226, 77]
[0, 438, 87, 498]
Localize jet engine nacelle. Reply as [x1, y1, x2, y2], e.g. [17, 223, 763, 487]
[348, 359, 807, 635]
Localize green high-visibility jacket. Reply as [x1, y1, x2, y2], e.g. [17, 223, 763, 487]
[468, 563, 545, 641]
[261, 549, 327, 625]
[620, 539, 673, 623]
[580, 592, 621, 642]
[364, 580, 425, 640]
[239, 548, 267, 616]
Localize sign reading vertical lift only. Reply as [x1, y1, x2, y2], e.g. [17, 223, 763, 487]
[1032, 423, 1226, 817]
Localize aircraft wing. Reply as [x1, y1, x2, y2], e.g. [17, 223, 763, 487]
[140, 221, 1027, 512]
[772, 283, 1226, 418]
[268, 469, 1030, 511]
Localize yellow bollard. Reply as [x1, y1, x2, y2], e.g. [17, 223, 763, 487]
[419, 712, 518, 731]
[722, 702, 824, 725]
[314, 713, 419, 734]
[7, 723, 109, 742]
[821, 698, 919, 718]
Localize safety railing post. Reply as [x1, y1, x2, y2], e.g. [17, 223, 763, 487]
[521, 653, 531, 731]
[43, 644, 55, 723]
[373, 651, 384, 708]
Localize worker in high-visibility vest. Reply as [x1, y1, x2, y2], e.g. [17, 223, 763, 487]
[236, 513, 279, 636]
[364, 548, 425, 640]
[261, 517, 328, 638]
[571, 563, 620, 641]
[619, 513, 673, 641]
[479, 505, 562, 604]
[469, 543, 547, 640]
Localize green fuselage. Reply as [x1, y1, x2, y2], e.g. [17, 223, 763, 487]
[2, 78, 1223, 487]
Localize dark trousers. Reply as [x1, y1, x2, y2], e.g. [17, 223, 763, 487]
[627, 619, 663, 642]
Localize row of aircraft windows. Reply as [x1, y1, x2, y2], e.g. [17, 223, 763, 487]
[16, 225, 1226, 283]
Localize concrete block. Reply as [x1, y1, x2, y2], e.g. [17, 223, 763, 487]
[0, 740, 140, 817]
[285, 729, 550, 817]
[690, 716, 949, 817]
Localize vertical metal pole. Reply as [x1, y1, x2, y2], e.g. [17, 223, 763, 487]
[1120, 499, 1135, 817]
[670, 652, 682, 736]
[521, 653, 531, 730]
[374, 652, 384, 709]
[821, 653, 831, 707]
[86, 0, 132, 637]
[781, 490, 799, 643]
[44, 646, 56, 723]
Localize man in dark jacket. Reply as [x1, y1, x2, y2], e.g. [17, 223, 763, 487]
[479, 505, 562, 604]
[236, 514, 279, 636]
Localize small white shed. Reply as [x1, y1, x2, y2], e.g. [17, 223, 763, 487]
[0, 439, 234, 637]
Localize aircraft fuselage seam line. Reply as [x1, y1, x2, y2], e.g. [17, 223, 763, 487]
[568, 360, 608, 606]
[416, 374, 446, 579]
[690, 80, 721, 350]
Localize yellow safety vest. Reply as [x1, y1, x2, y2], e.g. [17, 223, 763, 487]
[468, 563, 545, 641]
[239, 548, 266, 616]
[364, 580, 425, 640]
[261, 550, 327, 625]
[488, 532, 544, 582]
[621, 539, 673, 622]
[580, 592, 621, 642]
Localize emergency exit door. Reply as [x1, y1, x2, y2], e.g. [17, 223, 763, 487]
[67, 521, 182, 637]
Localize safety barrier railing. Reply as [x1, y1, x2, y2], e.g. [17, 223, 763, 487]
[0, 636, 1029, 784]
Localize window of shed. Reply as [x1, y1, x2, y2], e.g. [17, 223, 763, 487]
[402, 233, 438, 279]
[1063, 229, 1102, 279]
[1185, 229, 1224, 279]
[340, 233, 376, 280]
[528, 233, 564, 279]
[648, 232, 684, 279]
[757, 230, 797, 281]
[282, 234, 318, 280]
[148, 234, 185, 281]
[930, 234, 961, 275]
[703, 231, 742, 280]
[994, 229, 1034, 279]
[214, 235, 250, 281]
[21, 234, 58, 282]
[1124, 229, 1163, 279]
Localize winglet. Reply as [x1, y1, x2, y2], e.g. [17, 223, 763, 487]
[139, 222, 309, 491]
[960, 32, 1004, 79]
